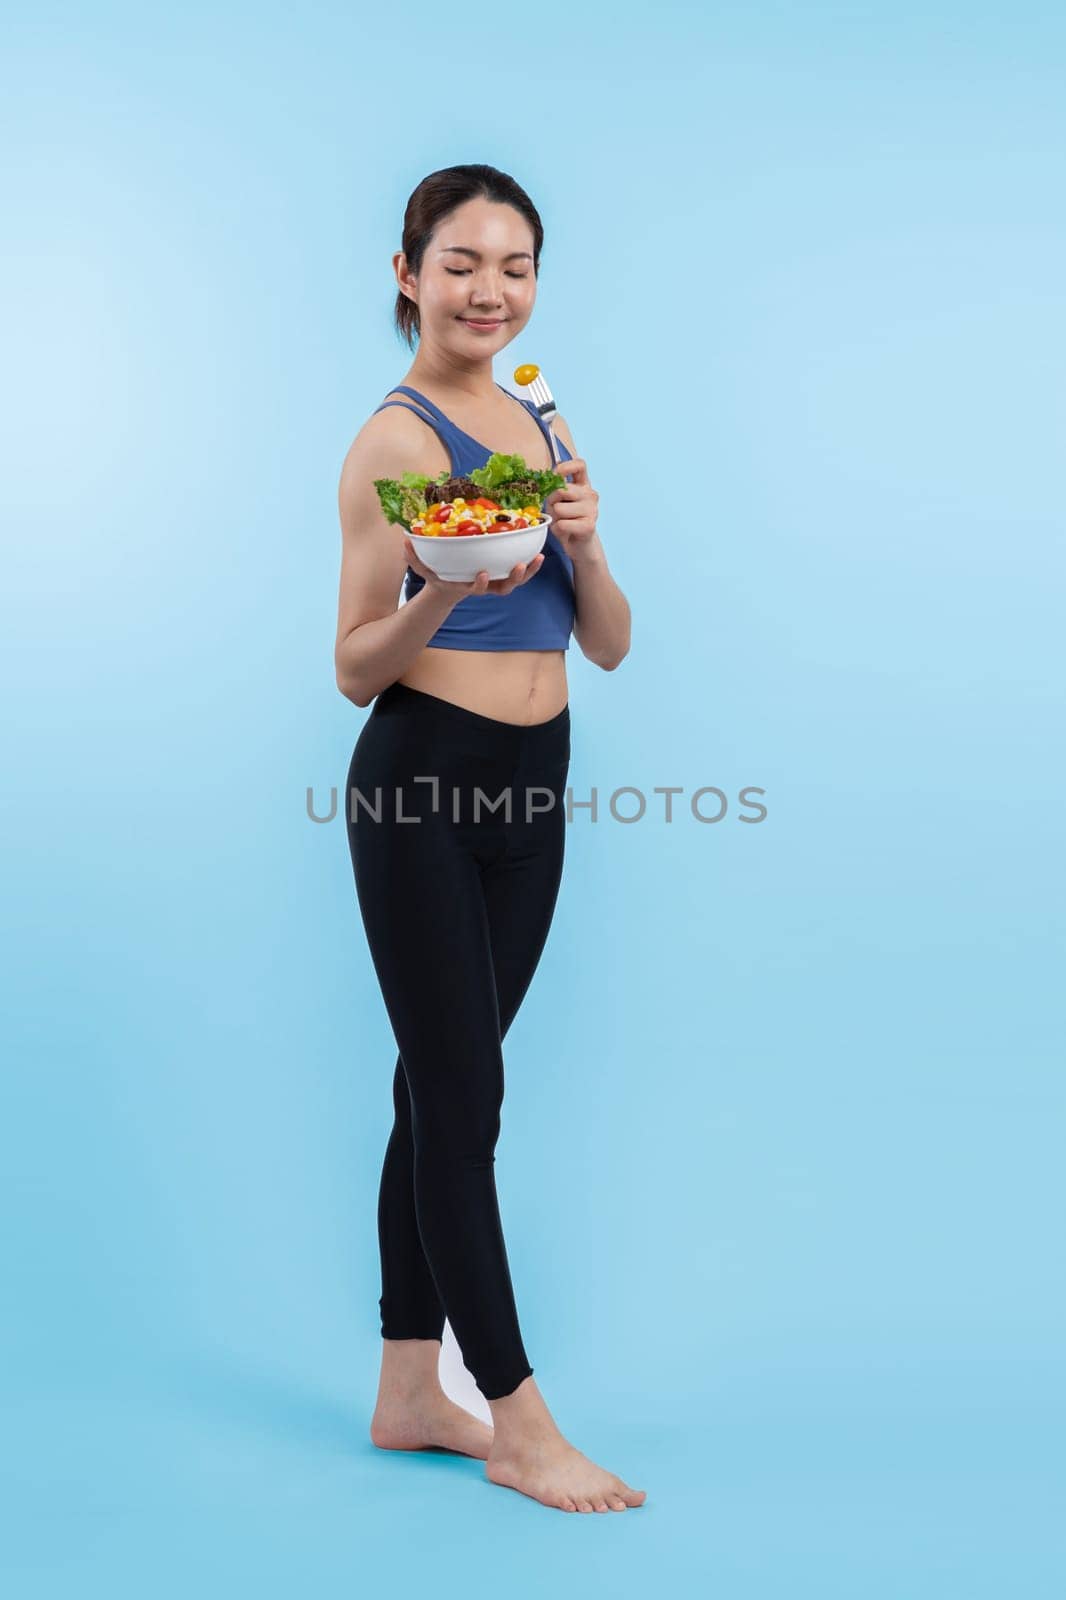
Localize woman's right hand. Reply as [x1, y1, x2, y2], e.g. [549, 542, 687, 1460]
[403, 537, 546, 602]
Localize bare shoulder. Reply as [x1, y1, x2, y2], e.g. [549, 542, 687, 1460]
[339, 397, 450, 495]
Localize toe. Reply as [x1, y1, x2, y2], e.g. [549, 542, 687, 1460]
[592, 1498, 609, 1512]
[576, 1498, 594, 1512]
[607, 1494, 628, 1510]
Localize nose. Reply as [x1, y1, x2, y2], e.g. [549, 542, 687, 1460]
[469, 273, 507, 308]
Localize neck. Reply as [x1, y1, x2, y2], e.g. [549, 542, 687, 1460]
[404, 327, 502, 403]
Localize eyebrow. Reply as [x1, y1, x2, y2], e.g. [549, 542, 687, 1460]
[438, 246, 533, 262]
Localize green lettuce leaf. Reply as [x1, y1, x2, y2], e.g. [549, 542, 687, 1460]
[468, 452, 567, 507]
[373, 470, 444, 532]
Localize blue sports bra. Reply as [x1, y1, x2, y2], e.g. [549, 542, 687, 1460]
[372, 382, 576, 652]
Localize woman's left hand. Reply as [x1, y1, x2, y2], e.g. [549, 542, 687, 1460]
[544, 459, 600, 563]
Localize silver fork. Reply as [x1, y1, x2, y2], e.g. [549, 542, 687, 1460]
[519, 369, 561, 466]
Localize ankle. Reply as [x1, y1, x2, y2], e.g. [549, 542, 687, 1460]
[487, 1378, 559, 1440]
[377, 1336, 445, 1402]
[375, 1375, 446, 1407]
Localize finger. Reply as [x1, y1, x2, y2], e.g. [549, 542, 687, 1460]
[554, 457, 588, 485]
[495, 561, 528, 594]
[510, 555, 545, 588]
[490, 556, 537, 594]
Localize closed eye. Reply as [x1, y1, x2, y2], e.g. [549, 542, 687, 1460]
[445, 268, 528, 279]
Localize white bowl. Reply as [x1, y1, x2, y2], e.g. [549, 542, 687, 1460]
[408, 516, 551, 582]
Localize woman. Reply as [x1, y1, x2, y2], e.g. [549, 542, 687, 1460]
[335, 164, 642, 1514]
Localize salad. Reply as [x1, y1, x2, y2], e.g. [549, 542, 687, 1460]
[374, 452, 566, 538]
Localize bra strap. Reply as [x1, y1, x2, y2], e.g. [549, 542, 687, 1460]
[384, 385, 451, 426]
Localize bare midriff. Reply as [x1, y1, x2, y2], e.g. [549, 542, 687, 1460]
[397, 647, 568, 727]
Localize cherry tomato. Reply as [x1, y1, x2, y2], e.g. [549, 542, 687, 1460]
[472, 498, 500, 510]
[455, 520, 480, 535]
[511, 517, 528, 529]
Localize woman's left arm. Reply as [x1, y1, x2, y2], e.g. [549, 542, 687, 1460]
[546, 416, 631, 672]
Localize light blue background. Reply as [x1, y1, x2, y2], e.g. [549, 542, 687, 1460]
[2, 1, 1063, 1594]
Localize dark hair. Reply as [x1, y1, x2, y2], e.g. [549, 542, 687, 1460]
[394, 164, 544, 350]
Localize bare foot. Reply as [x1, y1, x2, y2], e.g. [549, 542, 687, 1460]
[485, 1379, 646, 1512]
[370, 1392, 494, 1460]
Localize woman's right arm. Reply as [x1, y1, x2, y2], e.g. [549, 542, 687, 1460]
[334, 417, 462, 708]
[334, 412, 545, 708]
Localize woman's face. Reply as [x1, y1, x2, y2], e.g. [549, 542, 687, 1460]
[399, 197, 537, 353]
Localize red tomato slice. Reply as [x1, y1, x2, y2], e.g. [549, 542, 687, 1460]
[455, 520, 480, 535]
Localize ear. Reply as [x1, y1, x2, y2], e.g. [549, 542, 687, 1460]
[393, 250, 417, 301]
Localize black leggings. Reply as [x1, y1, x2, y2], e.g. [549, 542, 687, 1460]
[344, 681, 571, 1400]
